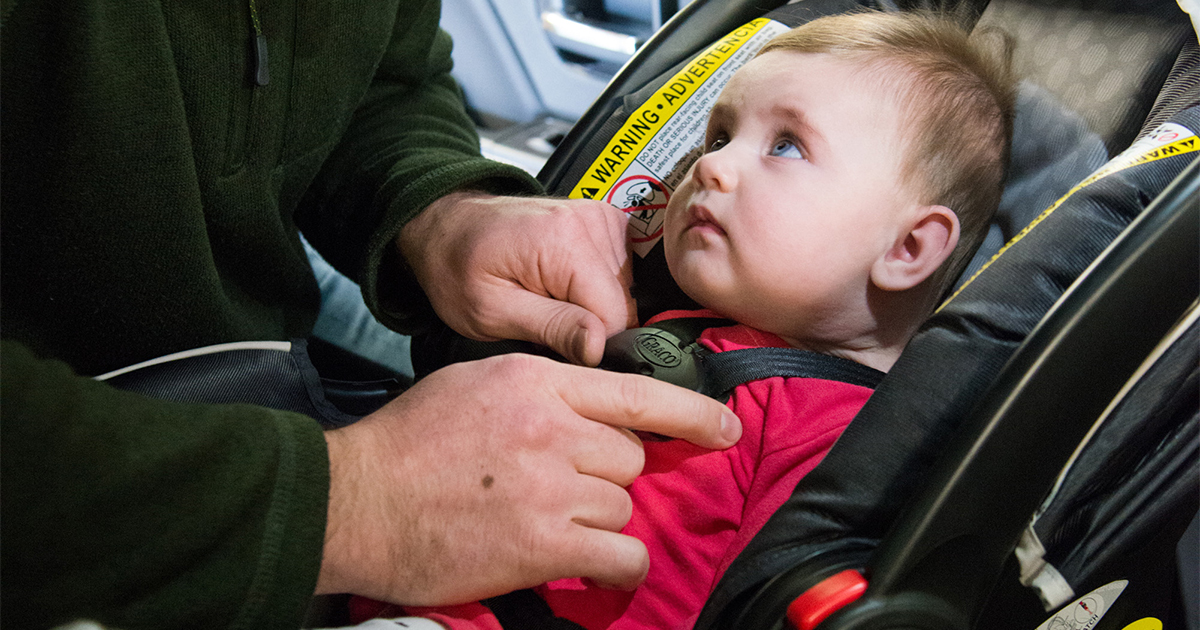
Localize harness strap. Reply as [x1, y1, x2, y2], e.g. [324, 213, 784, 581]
[701, 347, 886, 398]
[483, 320, 884, 626]
[601, 317, 886, 401]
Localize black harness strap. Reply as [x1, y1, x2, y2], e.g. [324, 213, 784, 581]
[483, 320, 885, 627]
[701, 347, 886, 399]
[601, 317, 886, 401]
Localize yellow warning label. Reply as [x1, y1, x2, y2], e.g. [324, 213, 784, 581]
[569, 18, 774, 200]
[1078, 134, 1198, 189]
[940, 130, 1198, 309]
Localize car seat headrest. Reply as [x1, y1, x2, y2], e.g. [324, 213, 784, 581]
[974, 0, 1192, 155]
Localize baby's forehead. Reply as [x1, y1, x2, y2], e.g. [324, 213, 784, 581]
[726, 51, 908, 103]
[718, 52, 914, 130]
[717, 52, 925, 183]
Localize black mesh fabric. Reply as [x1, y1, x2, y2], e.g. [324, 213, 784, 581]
[1140, 38, 1200, 136]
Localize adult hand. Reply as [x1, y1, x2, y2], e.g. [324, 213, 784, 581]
[315, 353, 742, 606]
[397, 192, 637, 366]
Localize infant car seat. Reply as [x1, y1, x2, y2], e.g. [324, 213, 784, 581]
[522, 0, 1199, 628]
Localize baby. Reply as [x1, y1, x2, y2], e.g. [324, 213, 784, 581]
[356, 10, 1015, 629]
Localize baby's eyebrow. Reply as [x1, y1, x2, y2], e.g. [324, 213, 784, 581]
[771, 104, 826, 152]
[707, 102, 735, 129]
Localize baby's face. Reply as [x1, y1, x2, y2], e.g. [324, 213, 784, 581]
[662, 51, 918, 346]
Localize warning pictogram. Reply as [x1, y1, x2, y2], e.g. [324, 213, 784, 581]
[1034, 580, 1128, 630]
[607, 175, 669, 244]
[565, 16, 791, 259]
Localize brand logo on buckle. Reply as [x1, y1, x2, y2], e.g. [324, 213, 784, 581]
[634, 332, 683, 368]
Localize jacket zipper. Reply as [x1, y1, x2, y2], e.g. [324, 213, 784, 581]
[249, 0, 269, 86]
[226, 0, 267, 173]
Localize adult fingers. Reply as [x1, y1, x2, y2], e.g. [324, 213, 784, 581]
[605, 208, 632, 274]
[568, 473, 636, 532]
[555, 366, 742, 449]
[599, 207, 639, 331]
[559, 249, 638, 339]
[485, 285, 612, 366]
[555, 200, 637, 332]
[554, 526, 650, 592]
[595, 203, 635, 285]
[569, 422, 644, 487]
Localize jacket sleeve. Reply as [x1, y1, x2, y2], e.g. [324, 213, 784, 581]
[0, 341, 331, 630]
[295, 0, 543, 335]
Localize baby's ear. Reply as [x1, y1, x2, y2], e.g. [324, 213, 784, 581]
[871, 205, 960, 292]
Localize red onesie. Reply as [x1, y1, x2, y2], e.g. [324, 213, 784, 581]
[354, 310, 877, 629]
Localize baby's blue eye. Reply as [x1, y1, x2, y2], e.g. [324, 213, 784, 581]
[769, 139, 804, 159]
[708, 137, 728, 152]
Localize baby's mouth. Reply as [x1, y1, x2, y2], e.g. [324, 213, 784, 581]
[685, 205, 727, 237]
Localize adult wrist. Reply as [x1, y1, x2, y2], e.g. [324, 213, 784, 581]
[316, 427, 365, 596]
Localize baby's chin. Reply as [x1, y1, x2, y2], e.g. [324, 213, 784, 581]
[669, 263, 788, 335]
[668, 258, 740, 319]
[664, 231, 722, 272]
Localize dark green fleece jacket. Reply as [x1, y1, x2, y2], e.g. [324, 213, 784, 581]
[0, 0, 540, 627]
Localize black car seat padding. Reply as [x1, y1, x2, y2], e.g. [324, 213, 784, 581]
[1019, 313, 1198, 608]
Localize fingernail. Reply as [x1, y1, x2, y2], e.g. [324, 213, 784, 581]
[720, 409, 742, 444]
[574, 326, 590, 363]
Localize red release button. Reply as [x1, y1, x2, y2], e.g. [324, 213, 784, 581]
[786, 569, 869, 630]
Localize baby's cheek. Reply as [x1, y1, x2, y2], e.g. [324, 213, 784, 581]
[671, 251, 731, 309]
[662, 195, 687, 230]
[660, 207, 688, 261]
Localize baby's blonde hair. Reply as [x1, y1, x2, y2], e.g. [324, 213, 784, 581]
[760, 11, 1016, 297]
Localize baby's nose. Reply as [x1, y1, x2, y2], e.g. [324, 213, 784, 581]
[693, 150, 738, 192]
